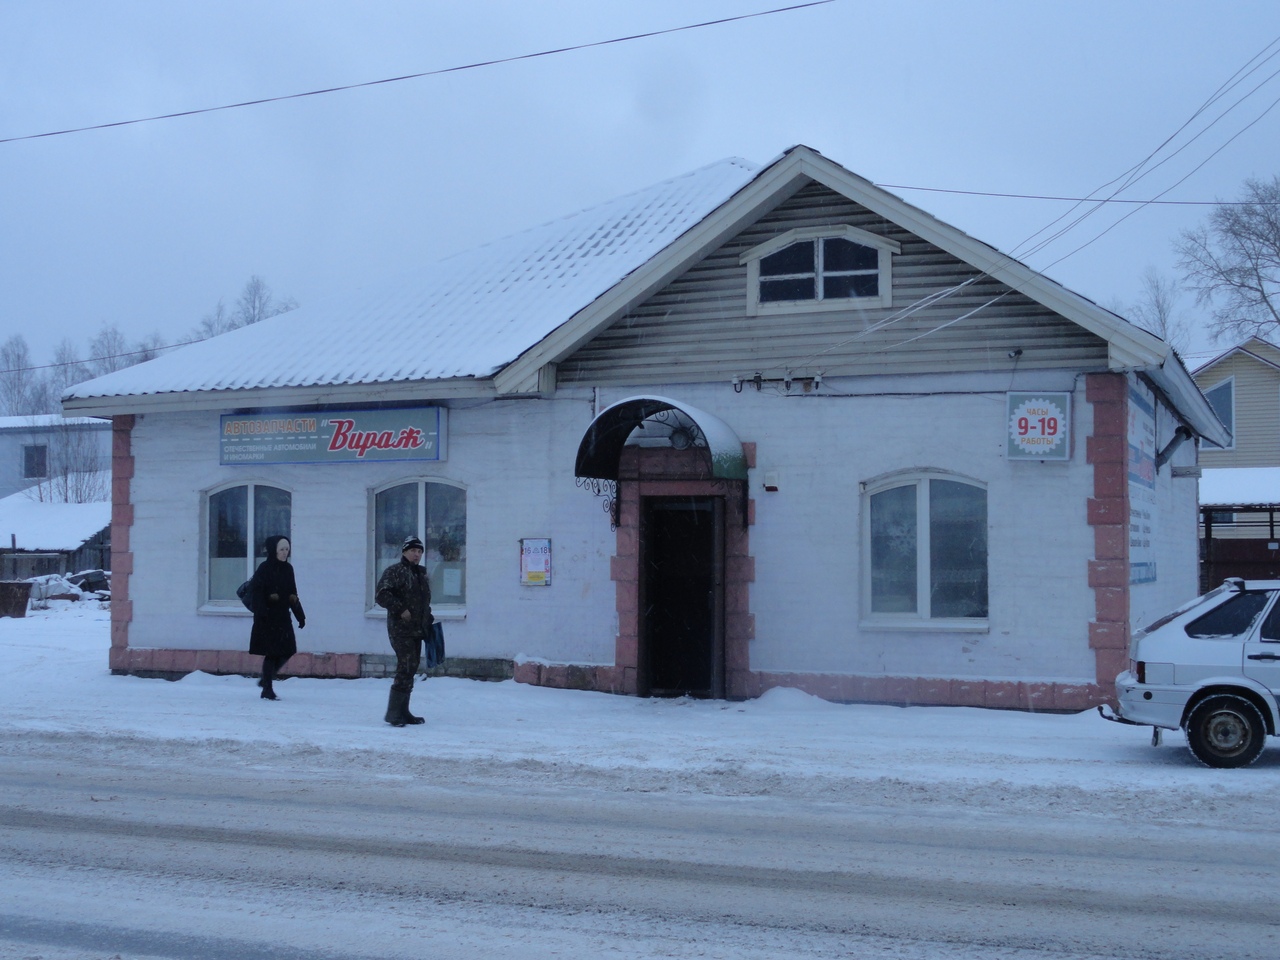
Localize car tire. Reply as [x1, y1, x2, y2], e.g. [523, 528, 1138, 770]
[1184, 694, 1267, 769]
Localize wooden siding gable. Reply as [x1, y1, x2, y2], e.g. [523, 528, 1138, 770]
[557, 181, 1109, 386]
[1196, 344, 1280, 466]
[494, 145, 1171, 397]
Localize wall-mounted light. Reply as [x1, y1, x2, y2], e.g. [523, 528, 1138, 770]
[763, 471, 780, 492]
[669, 427, 692, 450]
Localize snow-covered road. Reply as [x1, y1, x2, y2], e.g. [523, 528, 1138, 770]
[3, 602, 1280, 958]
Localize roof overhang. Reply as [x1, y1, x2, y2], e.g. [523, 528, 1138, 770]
[62, 377, 498, 417]
[575, 396, 748, 481]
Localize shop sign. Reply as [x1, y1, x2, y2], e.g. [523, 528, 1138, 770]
[220, 407, 445, 465]
[520, 538, 551, 586]
[1006, 392, 1071, 460]
[1128, 382, 1157, 584]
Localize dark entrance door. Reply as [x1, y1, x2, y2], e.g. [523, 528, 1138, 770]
[640, 496, 724, 698]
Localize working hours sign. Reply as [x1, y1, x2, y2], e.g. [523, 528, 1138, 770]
[220, 408, 445, 465]
[1006, 392, 1071, 461]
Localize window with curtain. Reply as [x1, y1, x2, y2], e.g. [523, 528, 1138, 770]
[867, 475, 988, 622]
[373, 480, 467, 606]
[206, 483, 291, 603]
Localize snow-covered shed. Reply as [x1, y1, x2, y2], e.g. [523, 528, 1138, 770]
[63, 145, 1226, 709]
[0, 487, 111, 580]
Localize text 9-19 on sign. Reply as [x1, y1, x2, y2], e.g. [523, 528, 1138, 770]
[1006, 392, 1071, 461]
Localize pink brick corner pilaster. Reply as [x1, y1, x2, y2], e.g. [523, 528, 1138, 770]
[108, 415, 135, 671]
[1086, 373, 1129, 703]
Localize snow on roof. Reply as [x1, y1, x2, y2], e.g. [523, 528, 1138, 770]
[1200, 467, 1280, 506]
[0, 415, 108, 431]
[0, 486, 110, 552]
[65, 158, 761, 403]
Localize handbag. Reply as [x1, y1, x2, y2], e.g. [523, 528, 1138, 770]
[236, 579, 254, 612]
[425, 620, 445, 669]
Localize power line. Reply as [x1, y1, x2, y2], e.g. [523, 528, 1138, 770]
[873, 184, 1277, 206]
[0, 1, 837, 145]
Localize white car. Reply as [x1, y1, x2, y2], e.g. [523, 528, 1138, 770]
[1109, 579, 1280, 768]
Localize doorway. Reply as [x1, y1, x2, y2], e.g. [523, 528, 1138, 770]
[640, 496, 725, 698]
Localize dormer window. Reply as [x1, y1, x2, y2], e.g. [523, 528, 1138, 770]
[742, 225, 900, 315]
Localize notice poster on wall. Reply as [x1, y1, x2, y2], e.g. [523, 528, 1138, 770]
[1006, 392, 1071, 460]
[520, 539, 551, 586]
[220, 407, 445, 465]
[1128, 381, 1158, 584]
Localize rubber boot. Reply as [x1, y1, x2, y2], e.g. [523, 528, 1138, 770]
[260, 657, 279, 700]
[402, 690, 425, 725]
[385, 688, 409, 727]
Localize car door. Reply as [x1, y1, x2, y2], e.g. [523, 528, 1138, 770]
[1242, 590, 1280, 695]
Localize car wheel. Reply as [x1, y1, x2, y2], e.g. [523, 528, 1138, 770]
[1184, 695, 1267, 769]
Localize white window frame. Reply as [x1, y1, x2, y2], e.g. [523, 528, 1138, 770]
[22, 444, 48, 479]
[367, 477, 468, 618]
[741, 224, 901, 316]
[860, 470, 989, 632]
[1202, 377, 1234, 450]
[199, 479, 292, 613]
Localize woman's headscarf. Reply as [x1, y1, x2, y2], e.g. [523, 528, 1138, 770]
[264, 534, 290, 563]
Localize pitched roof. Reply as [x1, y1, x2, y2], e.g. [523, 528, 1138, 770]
[63, 157, 759, 408]
[61, 145, 1227, 445]
[0, 487, 111, 552]
[1192, 337, 1280, 378]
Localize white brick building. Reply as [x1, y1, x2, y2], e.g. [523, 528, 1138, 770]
[64, 146, 1225, 708]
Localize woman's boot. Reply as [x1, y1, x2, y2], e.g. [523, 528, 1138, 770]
[260, 657, 280, 700]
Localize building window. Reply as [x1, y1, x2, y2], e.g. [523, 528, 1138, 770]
[373, 480, 467, 607]
[865, 474, 988, 623]
[1204, 378, 1234, 449]
[22, 444, 48, 479]
[206, 483, 291, 604]
[741, 225, 900, 315]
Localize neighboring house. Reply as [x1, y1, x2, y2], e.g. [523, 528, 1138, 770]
[0, 414, 112, 502]
[63, 145, 1226, 710]
[0, 486, 111, 580]
[1192, 338, 1280, 587]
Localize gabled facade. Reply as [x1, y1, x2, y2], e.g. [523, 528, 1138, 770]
[63, 146, 1225, 709]
[1192, 338, 1280, 585]
[1193, 337, 1280, 465]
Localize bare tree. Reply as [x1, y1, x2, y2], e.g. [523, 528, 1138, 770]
[196, 299, 234, 339]
[48, 338, 90, 398]
[134, 331, 168, 363]
[0, 335, 39, 416]
[233, 275, 297, 327]
[191, 276, 298, 341]
[1128, 267, 1192, 354]
[87, 323, 133, 377]
[23, 419, 108, 503]
[1176, 175, 1280, 341]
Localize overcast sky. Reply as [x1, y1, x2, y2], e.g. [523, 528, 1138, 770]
[3, 0, 1279, 375]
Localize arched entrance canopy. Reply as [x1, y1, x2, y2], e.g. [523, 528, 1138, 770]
[575, 396, 748, 481]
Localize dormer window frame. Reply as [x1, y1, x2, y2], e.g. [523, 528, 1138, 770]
[741, 224, 901, 316]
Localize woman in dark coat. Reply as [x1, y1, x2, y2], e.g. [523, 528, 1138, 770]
[248, 534, 305, 700]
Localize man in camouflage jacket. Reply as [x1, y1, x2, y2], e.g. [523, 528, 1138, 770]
[374, 535, 433, 726]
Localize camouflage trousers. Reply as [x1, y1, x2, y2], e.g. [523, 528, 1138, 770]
[389, 634, 423, 693]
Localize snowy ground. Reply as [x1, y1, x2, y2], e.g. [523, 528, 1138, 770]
[4, 600, 1279, 822]
[5, 602, 1280, 960]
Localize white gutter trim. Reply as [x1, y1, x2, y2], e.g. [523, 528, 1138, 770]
[62, 378, 497, 417]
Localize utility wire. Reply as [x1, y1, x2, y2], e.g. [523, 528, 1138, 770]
[0, 1, 836, 145]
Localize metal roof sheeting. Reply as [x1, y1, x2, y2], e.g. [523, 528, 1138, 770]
[64, 158, 760, 404]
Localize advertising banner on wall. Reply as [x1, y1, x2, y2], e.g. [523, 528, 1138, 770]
[1006, 392, 1071, 460]
[220, 408, 445, 465]
[1128, 381, 1158, 584]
